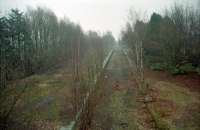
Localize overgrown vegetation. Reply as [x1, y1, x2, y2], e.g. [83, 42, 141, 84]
[121, 4, 200, 75]
[120, 3, 200, 130]
[0, 7, 115, 129]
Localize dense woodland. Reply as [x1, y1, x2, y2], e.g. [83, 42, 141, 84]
[121, 4, 200, 75]
[0, 7, 115, 129]
[0, 7, 115, 86]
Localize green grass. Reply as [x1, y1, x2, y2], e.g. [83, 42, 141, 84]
[3, 67, 72, 123]
[34, 100, 60, 121]
[109, 89, 138, 130]
[22, 78, 68, 107]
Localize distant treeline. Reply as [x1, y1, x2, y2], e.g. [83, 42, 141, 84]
[121, 4, 200, 75]
[0, 7, 115, 87]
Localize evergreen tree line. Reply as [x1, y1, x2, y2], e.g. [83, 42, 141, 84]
[0, 7, 115, 88]
[121, 4, 200, 75]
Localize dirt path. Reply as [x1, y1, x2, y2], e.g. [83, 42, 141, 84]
[90, 48, 140, 130]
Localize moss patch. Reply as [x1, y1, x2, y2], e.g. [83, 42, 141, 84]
[4, 67, 73, 124]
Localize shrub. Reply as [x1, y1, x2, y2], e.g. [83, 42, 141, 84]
[168, 66, 185, 75]
[150, 63, 167, 71]
[196, 67, 200, 75]
[179, 63, 195, 73]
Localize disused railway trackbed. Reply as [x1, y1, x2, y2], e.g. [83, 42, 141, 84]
[61, 48, 156, 130]
[89, 48, 156, 130]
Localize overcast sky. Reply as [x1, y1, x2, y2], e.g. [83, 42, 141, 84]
[0, 0, 199, 39]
